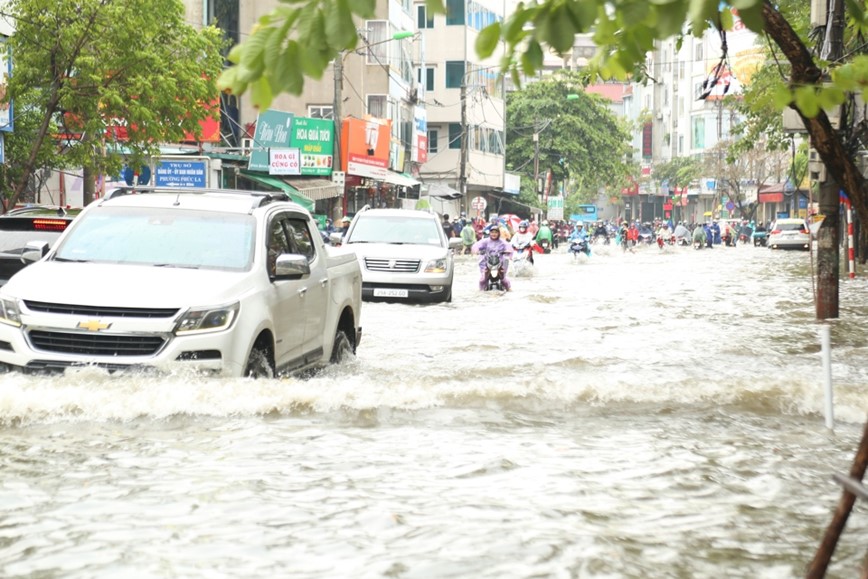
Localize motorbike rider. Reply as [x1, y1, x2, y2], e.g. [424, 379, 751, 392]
[472, 224, 514, 290]
[535, 220, 554, 252]
[568, 223, 590, 256]
[510, 220, 536, 265]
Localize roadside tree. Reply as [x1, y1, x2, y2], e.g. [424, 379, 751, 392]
[505, 72, 631, 217]
[0, 0, 225, 209]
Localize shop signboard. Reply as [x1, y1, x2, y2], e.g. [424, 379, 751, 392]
[290, 116, 334, 176]
[248, 109, 294, 172]
[341, 117, 392, 178]
[548, 196, 564, 220]
[155, 157, 209, 188]
[269, 148, 301, 175]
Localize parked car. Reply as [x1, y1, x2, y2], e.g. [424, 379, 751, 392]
[768, 217, 811, 250]
[0, 187, 363, 377]
[334, 207, 462, 303]
[0, 206, 78, 286]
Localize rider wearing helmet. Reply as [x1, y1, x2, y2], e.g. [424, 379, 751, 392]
[472, 223, 514, 290]
[510, 220, 535, 265]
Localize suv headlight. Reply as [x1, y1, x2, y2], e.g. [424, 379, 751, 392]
[0, 296, 21, 327]
[175, 302, 239, 335]
[423, 258, 448, 274]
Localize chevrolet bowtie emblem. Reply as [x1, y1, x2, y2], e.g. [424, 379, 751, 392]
[77, 320, 111, 332]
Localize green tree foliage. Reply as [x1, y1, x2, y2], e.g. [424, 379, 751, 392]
[505, 72, 630, 214]
[0, 0, 225, 208]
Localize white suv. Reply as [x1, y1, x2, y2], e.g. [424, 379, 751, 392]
[0, 188, 363, 377]
[335, 208, 461, 303]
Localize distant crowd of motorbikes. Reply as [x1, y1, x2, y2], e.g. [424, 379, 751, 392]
[462, 217, 770, 291]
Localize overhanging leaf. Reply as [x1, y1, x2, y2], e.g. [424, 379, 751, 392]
[476, 22, 501, 58]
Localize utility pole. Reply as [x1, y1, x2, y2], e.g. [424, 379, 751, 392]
[458, 81, 468, 202]
[533, 128, 540, 203]
[333, 54, 343, 173]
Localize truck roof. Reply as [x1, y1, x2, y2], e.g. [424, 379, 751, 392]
[101, 187, 309, 215]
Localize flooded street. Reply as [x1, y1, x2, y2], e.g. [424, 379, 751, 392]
[2, 243, 868, 578]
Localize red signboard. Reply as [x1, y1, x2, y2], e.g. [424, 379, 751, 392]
[642, 123, 652, 158]
[759, 192, 784, 203]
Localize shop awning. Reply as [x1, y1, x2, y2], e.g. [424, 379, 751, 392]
[381, 171, 420, 187]
[238, 171, 315, 212]
[282, 178, 343, 201]
[426, 182, 462, 200]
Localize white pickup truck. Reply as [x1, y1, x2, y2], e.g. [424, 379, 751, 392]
[0, 187, 362, 378]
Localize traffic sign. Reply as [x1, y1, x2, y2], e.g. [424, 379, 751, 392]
[471, 196, 487, 211]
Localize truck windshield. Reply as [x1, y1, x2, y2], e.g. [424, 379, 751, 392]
[53, 207, 256, 271]
[347, 216, 443, 246]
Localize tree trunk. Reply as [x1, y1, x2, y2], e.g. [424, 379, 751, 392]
[816, 180, 840, 319]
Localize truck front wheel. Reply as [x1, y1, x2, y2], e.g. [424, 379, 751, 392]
[330, 330, 354, 364]
[245, 342, 275, 378]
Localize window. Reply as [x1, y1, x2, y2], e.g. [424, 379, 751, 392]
[445, 61, 465, 88]
[446, 0, 465, 25]
[365, 20, 388, 65]
[417, 66, 435, 91]
[428, 129, 439, 153]
[695, 42, 703, 62]
[417, 4, 434, 28]
[308, 105, 333, 120]
[367, 94, 388, 119]
[448, 123, 462, 149]
[692, 117, 705, 149]
[286, 218, 315, 261]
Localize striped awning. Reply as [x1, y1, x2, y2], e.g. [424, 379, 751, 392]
[282, 178, 343, 201]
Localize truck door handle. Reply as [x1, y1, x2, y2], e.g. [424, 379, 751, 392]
[297, 287, 308, 297]
[319, 277, 329, 287]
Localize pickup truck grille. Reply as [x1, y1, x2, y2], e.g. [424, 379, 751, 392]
[364, 258, 420, 273]
[24, 301, 179, 318]
[28, 330, 166, 357]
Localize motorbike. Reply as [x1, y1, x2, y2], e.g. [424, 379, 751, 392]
[753, 229, 769, 247]
[511, 243, 535, 276]
[568, 237, 591, 260]
[537, 239, 551, 254]
[483, 251, 508, 291]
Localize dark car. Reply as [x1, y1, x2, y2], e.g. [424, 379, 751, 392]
[0, 206, 77, 286]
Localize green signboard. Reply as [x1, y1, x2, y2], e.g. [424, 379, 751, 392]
[247, 109, 294, 172]
[290, 117, 335, 176]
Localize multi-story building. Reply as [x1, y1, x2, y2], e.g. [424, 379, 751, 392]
[183, 0, 424, 219]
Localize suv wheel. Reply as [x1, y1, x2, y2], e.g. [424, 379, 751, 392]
[330, 330, 354, 363]
[245, 343, 275, 378]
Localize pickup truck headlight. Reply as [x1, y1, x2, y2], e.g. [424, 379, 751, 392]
[0, 296, 21, 327]
[175, 302, 239, 335]
[423, 258, 448, 274]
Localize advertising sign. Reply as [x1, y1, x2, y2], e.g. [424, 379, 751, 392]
[269, 148, 301, 175]
[0, 38, 12, 132]
[412, 107, 428, 164]
[248, 109, 294, 172]
[548, 196, 564, 220]
[155, 158, 208, 188]
[290, 116, 334, 176]
[341, 117, 392, 177]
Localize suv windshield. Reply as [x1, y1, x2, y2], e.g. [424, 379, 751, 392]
[54, 207, 256, 271]
[347, 215, 443, 246]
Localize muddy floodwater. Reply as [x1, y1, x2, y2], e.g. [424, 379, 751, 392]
[2, 243, 868, 578]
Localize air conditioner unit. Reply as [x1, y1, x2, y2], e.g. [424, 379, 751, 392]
[809, 148, 827, 182]
[241, 138, 253, 154]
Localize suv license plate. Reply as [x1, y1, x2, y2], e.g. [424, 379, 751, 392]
[374, 288, 409, 298]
